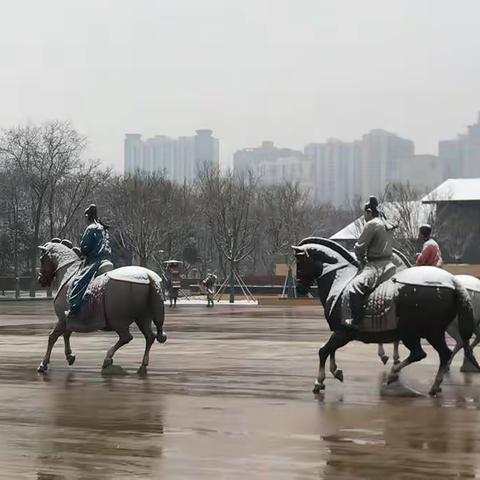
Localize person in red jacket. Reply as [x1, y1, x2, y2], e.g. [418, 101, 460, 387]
[416, 224, 443, 267]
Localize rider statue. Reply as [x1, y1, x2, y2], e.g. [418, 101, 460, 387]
[345, 196, 396, 328]
[65, 204, 112, 321]
[416, 224, 443, 267]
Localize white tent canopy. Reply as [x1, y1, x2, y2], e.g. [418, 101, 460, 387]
[330, 201, 435, 241]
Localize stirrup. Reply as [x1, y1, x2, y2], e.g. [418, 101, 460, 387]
[344, 318, 359, 329]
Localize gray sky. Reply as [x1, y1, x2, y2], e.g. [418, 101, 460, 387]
[1, 0, 479, 170]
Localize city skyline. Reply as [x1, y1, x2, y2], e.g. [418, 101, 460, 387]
[125, 109, 480, 170]
[126, 112, 480, 207]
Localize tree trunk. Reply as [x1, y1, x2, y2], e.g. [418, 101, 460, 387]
[229, 261, 235, 303]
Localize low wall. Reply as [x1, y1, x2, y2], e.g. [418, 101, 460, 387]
[257, 296, 318, 306]
[442, 264, 480, 277]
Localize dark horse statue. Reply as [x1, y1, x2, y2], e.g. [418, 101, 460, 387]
[293, 237, 479, 396]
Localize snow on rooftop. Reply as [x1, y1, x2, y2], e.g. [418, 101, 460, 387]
[422, 178, 480, 203]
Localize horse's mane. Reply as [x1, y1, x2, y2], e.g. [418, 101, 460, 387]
[298, 237, 360, 268]
[392, 248, 412, 268]
[44, 239, 81, 268]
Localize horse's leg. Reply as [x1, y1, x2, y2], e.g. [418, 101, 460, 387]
[102, 328, 133, 369]
[387, 335, 426, 384]
[378, 344, 389, 365]
[426, 332, 452, 396]
[135, 320, 156, 375]
[469, 321, 480, 349]
[329, 352, 344, 382]
[63, 331, 76, 366]
[446, 322, 463, 370]
[393, 341, 400, 365]
[314, 331, 350, 393]
[151, 296, 167, 344]
[38, 320, 66, 373]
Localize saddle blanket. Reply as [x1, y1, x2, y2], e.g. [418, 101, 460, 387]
[107, 266, 151, 284]
[66, 274, 109, 333]
[341, 279, 398, 333]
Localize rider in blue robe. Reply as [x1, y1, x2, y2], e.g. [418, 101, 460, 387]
[66, 204, 112, 317]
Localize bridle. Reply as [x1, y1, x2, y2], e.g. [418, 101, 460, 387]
[40, 250, 80, 284]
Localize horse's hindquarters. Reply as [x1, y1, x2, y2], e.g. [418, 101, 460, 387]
[104, 280, 152, 326]
[396, 284, 457, 333]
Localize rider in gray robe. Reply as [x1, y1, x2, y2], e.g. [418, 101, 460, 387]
[345, 196, 395, 328]
[65, 204, 112, 319]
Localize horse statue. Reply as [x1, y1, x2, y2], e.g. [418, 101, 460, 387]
[293, 237, 479, 396]
[378, 253, 480, 372]
[37, 239, 167, 374]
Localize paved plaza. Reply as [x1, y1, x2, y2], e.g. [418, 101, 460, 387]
[0, 301, 478, 479]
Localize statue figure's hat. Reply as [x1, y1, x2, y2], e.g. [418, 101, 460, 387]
[84, 204, 97, 218]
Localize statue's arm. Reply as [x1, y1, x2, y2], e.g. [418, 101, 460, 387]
[79, 227, 97, 257]
[354, 222, 375, 261]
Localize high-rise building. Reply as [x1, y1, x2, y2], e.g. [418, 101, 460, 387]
[124, 129, 219, 183]
[305, 130, 434, 207]
[401, 154, 444, 194]
[439, 112, 480, 178]
[360, 129, 414, 200]
[233, 141, 313, 196]
[305, 139, 361, 207]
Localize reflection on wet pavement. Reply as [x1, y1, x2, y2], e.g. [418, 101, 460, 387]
[0, 302, 479, 478]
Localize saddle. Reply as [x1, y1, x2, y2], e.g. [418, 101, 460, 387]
[340, 266, 398, 332]
[340, 265, 457, 333]
[97, 259, 114, 276]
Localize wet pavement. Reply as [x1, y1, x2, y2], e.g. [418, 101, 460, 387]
[0, 302, 479, 479]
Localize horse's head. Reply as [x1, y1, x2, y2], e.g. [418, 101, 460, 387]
[292, 238, 359, 296]
[38, 239, 80, 287]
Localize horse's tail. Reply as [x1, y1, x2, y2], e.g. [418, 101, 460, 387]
[148, 271, 167, 344]
[453, 277, 479, 368]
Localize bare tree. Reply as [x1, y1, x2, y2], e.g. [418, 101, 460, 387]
[257, 182, 315, 295]
[0, 121, 88, 294]
[198, 169, 259, 302]
[106, 174, 181, 267]
[383, 183, 435, 260]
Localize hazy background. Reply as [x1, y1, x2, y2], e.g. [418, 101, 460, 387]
[1, 0, 479, 170]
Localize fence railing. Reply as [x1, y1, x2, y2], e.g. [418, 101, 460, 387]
[0, 277, 53, 299]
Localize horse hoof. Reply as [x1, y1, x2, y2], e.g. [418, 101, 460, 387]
[381, 381, 423, 397]
[313, 383, 325, 394]
[37, 363, 48, 373]
[157, 332, 167, 344]
[137, 365, 147, 375]
[102, 358, 113, 369]
[387, 373, 399, 384]
[429, 388, 441, 397]
[67, 354, 76, 366]
[334, 369, 344, 382]
[393, 359, 401, 366]
[460, 360, 480, 373]
[102, 364, 128, 376]
[381, 355, 389, 365]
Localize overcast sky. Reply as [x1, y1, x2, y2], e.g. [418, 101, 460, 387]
[1, 0, 479, 170]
